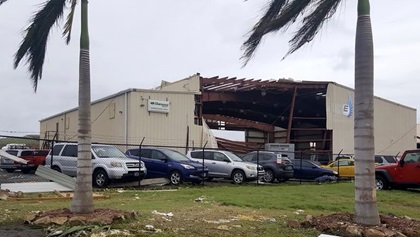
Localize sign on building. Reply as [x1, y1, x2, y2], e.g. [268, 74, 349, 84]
[148, 99, 170, 114]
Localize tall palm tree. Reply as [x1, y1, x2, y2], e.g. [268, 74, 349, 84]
[242, 0, 379, 226]
[2, 0, 93, 214]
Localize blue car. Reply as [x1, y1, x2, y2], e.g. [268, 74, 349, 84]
[125, 147, 208, 185]
[291, 159, 338, 180]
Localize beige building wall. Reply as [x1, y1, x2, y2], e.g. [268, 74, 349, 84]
[326, 83, 416, 156]
[40, 87, 216, 153]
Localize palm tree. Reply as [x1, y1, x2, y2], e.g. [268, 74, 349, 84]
[2, 0, 93, 214]
[242, 0, 379, 226]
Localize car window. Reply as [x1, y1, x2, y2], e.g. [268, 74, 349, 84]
[261, 154, 273, 161]
[151, 151, 166, 160]
[404, 152, 420, 163]
[52, 145, 64, 156]
[190, 151, 202, 158]
[62, 145, 77, 157]
[20, 150, 34, 156]
[140, 149, 152, 158]
[223, 151, 242, 162]
[6, 150, 19, 156]
[92, 146, 127, 158]
[332, 160, 353, 167]
[375, 156, 383, 164]
[241, 154, 254, 162]
[383, 156, 396, 163]
[163, 149, 191, 162]
[203, 151, 214, 160]
[214, 152, 228, 162]
[128, 149, 139, 157]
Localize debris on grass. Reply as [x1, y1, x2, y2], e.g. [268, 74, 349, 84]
[152, 210, 173, 217]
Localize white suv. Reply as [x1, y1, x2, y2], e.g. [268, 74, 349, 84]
[186, 149, 264, 184]
[45, 143, 146, 188]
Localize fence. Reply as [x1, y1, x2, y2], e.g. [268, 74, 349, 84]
[0, 135, 399, 188]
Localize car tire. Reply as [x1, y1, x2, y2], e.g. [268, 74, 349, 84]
[376, 176, 389, 190]
[231, 170, 245, 184]
[169, 170, 182, 185]
[263, 169, 275, 183]
[5, 169, 15, 173]
[93, 169, 110, 188]
[51, 166, 61, 173]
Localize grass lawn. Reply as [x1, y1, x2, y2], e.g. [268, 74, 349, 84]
[1, 182, 420, 236]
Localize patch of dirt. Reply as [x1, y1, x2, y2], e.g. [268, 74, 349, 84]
[299, 213, 420, 237]
[26, 208, 137, 226]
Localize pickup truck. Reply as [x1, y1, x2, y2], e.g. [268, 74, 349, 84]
[375, 149, 420, 190]
[0, 149, 50, 173]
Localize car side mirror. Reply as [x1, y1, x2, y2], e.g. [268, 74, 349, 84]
[399, 159, 404, 167]
[224, 158, 230, 163]
[160, 158, 168, 162]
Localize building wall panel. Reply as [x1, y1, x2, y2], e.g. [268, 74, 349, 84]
[326, 83, 416, 156]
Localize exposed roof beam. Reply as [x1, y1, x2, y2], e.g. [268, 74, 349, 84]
[203, 114, 275, 132]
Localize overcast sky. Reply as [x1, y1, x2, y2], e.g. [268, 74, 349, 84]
[1, 0, 419, 138]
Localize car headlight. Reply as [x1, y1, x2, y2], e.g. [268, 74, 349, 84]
[181, 164, 195, 169]
[110, 161, 123, 167]
[332, 171, 338, 175]
[141, 161, 145, 168]
[246, 165, 256, 170]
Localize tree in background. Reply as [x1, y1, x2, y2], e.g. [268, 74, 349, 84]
[242, 0, 379, 225]
[1, 0, 93, 214]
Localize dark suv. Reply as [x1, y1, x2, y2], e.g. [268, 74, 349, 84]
[242, 151, 294, 183]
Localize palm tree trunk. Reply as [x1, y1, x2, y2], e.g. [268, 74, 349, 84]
[70, 0, 94, 214]
[353, 0, 380, 225]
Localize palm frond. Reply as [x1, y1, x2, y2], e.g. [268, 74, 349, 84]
[63, 0, 77, 44]
[14, 0, 67, 92]
[0, 0, 8, 6]
[241, 0, 313, 65]
[286, 0, 343, 57]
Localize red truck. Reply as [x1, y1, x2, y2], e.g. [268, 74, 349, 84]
[0, 148, 50, 173]
[375, 149, 420, 190]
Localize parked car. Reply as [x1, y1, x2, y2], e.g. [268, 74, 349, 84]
[0, 148, 49, 173]
[241, 151, 293, 183]
[322, 158, 355, 178]
[375, 150, 420, 190]
[291, 159, 338, 180]
[45, 143, 146, 188]
[125, 147, 208, 185]
[375, 155, 397, 166]
[186, 149, 265, 184]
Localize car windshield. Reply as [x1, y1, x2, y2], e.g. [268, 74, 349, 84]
[224, 151, 243, 162]
[92, 146, 127, 159]
[163, 149, 191, 162]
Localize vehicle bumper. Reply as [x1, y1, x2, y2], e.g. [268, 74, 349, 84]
[107, 168, 147, 180]
[0, 163, 36, 170]
[244, 170, 265, 180]
[182, 170, 209, 182]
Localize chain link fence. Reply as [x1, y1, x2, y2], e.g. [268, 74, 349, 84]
[1, 135, 400, 189]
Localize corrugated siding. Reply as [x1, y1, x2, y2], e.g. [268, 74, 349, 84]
[128, 91, 203, 148]
[326, 83, 416, 155]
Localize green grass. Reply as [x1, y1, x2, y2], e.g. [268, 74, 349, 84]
[1, 182, 419, 237]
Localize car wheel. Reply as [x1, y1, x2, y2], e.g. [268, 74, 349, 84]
[5, 169, 15, 173]
[263, 169, 275, 183]
[51, 166, 61, 173]
[231, 170, 245, 184]
[376, 176, 389, 190]
[93, 169, 109, 188]
[169, 170, 182, 185]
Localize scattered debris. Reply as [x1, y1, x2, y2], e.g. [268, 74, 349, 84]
[294, 209, 305, 215]
[152, 210, 173, 217]
[195, 196, 206, 202]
